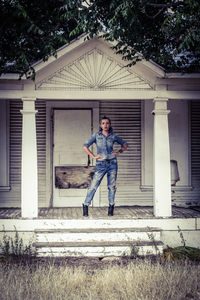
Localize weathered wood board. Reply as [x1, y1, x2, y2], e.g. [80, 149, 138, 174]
[55, 166, 95, 189]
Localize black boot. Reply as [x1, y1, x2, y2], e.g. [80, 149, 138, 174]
[83, 204, 88, 216]
[108, 204, 114, 216]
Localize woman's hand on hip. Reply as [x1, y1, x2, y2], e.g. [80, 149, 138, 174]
[112, 151, 120, 157]
[94, 154, 102, 160]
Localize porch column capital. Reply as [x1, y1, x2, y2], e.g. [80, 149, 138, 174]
[153, 97, 169, 102]
[21, 98, 38, 114]
[21, 97, 37, 101]
[21, 97, 38, 218]
[152, 97, 170, 115]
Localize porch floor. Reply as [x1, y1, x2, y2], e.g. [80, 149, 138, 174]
[0, 206, 200, 219]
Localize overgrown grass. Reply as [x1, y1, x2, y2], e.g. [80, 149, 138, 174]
[0, 258, 200, 300]
[1, 227, 200, 299]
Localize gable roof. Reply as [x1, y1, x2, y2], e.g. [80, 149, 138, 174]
[37, 47, 154, 91]
[33, 35, 168, 91]
[1, 34, 200, 86]
[34, 34, 165, 76]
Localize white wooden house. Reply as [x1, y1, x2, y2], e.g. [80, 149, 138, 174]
[0, 35, 200, 256]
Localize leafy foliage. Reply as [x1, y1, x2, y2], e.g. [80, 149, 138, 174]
[162, 246, 200, 261]
[162, 226, 200, 261]
[0, 0, 79, 78]
[0, 0, 200, 78]
[75, 0, 200, 72]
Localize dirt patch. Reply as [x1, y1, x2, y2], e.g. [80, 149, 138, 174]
[0, 255, 137, 270]
[35, 256, 133, 270]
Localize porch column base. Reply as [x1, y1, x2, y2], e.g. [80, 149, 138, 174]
[152, 98, 172, 217]
[20, 98, 38, 218]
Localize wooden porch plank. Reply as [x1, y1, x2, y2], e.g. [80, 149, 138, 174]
[0, 206, 200, 219]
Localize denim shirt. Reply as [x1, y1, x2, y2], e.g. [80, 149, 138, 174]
[83, 131, 127, 160]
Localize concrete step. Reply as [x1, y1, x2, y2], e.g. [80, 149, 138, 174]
[32, 219, 163, 230]
[34, 240, 164, 258]
[34, 226, 163, 257]
[35, 227, 161, 243]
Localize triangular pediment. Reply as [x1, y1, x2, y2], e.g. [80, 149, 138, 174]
[37, 47, 153, 91]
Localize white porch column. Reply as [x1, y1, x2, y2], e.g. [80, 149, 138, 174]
[152, 98, 172, 217]
[20, 98, 38, 218]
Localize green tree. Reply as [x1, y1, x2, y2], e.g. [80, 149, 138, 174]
[0, 0, 79, 78]
[0, 0, 200, 79]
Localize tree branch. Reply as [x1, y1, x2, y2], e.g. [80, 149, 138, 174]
[145, 8, 165, 19]
[147, 2, 184, 8]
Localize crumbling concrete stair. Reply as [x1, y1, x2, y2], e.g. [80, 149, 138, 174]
[34, 226, 163, 257]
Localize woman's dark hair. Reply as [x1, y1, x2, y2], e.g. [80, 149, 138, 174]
[99, 116, 113, 133]
[100, 116, 111, 124]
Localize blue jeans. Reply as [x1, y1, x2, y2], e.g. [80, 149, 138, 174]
[84, 158, 118, 206]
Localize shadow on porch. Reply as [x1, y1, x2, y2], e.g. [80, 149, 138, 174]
[0, 206, 200, 219]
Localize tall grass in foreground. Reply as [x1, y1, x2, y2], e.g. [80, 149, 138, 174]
[0, 259, 200, 300]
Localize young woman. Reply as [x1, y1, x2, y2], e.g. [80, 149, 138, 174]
[82, 116, 128, 216]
